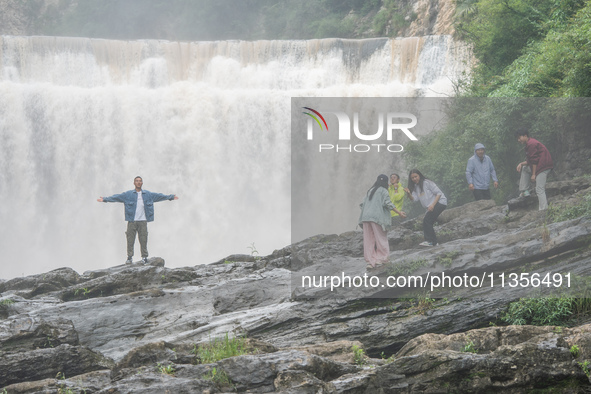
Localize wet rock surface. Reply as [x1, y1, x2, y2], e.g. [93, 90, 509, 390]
[1, 180, 591, 392]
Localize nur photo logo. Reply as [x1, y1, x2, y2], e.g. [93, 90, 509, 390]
[302, 107, 419, 153]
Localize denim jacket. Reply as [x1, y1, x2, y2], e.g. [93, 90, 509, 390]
[102, 190, 175, 222]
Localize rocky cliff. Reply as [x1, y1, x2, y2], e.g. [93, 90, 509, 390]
[407, 0, 456, 36]
[1, 178, 591, 393]
[0, 0, 456, 39]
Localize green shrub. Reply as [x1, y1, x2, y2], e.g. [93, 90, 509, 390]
[547, 192, 591, 223]
[437, 251, 461, 268]
[463, 339, 478, 353]
[0, 299, 15, 317]
[0, 299, 14, 307]
[373, 9, 390, 35]
[415, 293, 435, 314]
[194, 333, 250, 364]
[352, 344, 366, 365]
[203, 366, 232, 386]
[156, 362, 175, 375]
[579, 360, 590, 377]
[502, 297, 575, 326]
[312, 15, 356, 38]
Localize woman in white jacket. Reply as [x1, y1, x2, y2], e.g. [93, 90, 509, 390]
[404, 169, 447, 247]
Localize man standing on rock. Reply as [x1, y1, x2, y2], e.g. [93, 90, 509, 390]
[97, 176, 178, 264]
[466, 143, 499, 201]
[516, 130, 553, 210]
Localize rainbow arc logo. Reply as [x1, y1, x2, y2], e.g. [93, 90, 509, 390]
[302, 107, 328, 132]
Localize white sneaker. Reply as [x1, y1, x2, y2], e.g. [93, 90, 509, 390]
[141, 257, 148, 264]
[125, 256, 133, 264]
[419, 241, 434, 247]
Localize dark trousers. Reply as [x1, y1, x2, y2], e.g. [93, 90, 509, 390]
[423, 202, 446, 245]
[126, 221, 148, 258]
[473, 189, 491, 201]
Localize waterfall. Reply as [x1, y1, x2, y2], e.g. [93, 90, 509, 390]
[0, 35, 471, 279]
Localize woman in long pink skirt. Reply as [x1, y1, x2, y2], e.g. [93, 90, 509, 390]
[359, 174, 406, 268]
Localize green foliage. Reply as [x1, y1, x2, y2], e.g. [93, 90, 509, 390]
[547, 192, 591, 223]
[55, 372, 81, 394]
[74, 288, 90, 297]
[1, 298, 15, 319]
[156, 362, 176, 375]
[489, 2, 591, 97]
[352, 344, 366, 365]
[372, 0, 414, 36]
[415, 293, 435, 314]
[310, 15, 357, 38]
[387, 258, 430, 276]
[202, 367, 232, 386]
[390, 12, 410, 32]
[572, 297, 591, 318]
[579, 360, 591, 377]
[194, 333, 250, 364]
[373, 9, 391, 35]
[463, 339, 478, 353]
[570, 345, 580, 358]
[247, 242, 262, 261]
[459, 0, 590, 97]
[457, 0, 556, 79]
[261, 0, 374, 39]
[437, 251, 461, 268]
[0, 299, 15, 307]
[455, 0, 478, 20]
[502, 297, 577, 326]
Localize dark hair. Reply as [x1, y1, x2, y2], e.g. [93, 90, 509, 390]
[407, 169, 426, 194]
[515, 129, 529, 138]
[134, 176, 143, 181]
[368, 174, 389, 200]
[390, 173, 400, 181]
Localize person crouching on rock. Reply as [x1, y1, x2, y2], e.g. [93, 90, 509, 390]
[404, 169, 447, 247]
[515, 129, 553, 210]
[359, 174, 406, 268]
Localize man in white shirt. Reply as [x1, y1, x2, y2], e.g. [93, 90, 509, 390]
[98, 176, 179, 264]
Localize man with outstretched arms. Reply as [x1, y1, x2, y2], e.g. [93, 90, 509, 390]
[98, 176, 178, 264]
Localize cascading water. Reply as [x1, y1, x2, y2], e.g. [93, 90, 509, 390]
[0, 35, 471, 279]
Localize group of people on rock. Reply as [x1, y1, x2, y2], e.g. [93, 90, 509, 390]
[94, 130, 553, 269]
[359, 130, 553, 268]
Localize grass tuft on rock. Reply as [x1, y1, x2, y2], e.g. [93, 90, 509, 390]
[547, 192, 591, 223]
[194, 333, 250, 364]
[502, 297, 591, 326]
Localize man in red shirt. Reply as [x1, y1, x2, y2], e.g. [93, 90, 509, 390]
[516, 130, 553, 210]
